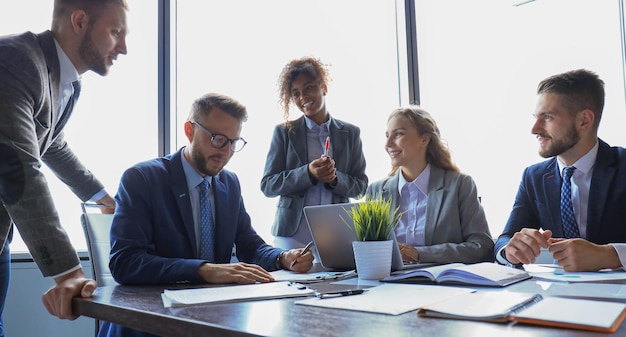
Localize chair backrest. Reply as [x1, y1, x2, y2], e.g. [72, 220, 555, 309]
[80, 208, 117, 287]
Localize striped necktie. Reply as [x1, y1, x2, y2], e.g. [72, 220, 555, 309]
[198, 178, 215, 261]
[560, 166, 580, 238]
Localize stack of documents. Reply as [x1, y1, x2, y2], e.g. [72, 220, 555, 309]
[161, 281, 314, 308]
[417, 291, 626, 333]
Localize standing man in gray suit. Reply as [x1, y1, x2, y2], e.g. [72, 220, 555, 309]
[0, 0, 128, 333]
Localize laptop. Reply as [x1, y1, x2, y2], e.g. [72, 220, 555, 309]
[303, 202, 434, 271]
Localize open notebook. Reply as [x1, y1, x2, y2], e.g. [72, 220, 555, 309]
[382, 262, 531, 287]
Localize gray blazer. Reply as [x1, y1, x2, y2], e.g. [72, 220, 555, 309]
[366, 165, 494, 264]
[0, 31, 104, 276]
[261, 116, 367, 237]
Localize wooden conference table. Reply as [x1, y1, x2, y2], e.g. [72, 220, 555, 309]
[73, 274, 626, 337]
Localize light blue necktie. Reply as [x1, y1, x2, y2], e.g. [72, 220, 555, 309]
[198, 178, 215, 262]
[560, 166, 580, 238]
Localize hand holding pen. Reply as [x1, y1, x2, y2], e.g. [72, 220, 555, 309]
[308, 136, 336, 183]
[290, 241, 314, 270]
[323, 136, 331, 158]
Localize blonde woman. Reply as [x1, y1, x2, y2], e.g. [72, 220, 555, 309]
[366, 106, 493, 264]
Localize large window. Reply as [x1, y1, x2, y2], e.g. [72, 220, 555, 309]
[173, 1, 404, 242]
[413, 0, 626, 238]
[5, 0, 626, 254]
[2, 1, 158, 252]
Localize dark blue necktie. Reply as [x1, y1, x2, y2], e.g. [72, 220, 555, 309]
[560, 166, 580, 238]
[198, 178, 215, 262]
[54, 80, 81, 139]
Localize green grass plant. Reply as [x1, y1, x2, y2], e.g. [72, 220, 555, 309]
[342, 194, 402, 241]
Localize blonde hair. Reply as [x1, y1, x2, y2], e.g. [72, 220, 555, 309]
[388, 106, 459, 176]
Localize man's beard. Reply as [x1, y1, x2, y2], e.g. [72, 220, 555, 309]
[538, 125, 579, 158]
[191, 146, 226, 177]
[78, 25, 108, 76]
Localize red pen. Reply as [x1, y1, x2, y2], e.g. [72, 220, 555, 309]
[323, 136, 330, 157]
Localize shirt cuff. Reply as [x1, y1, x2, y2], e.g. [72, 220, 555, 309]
[495, 247, 508, 265]
[49, 264, 82, 279]
[611, 243, 626, 269]
[495, 246, 523, 268]
[88, 189, 107, 203]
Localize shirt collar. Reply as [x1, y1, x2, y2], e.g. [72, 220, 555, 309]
[557, 141, 598, 177]
[54, 39, 80, 86]
[304, 115, 332, 130]
[181, 147, 212, 190]
[397, 163, 431, 195]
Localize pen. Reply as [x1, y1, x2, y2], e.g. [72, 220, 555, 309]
[290, 241, 314, 268]
[323, 136, 330, 157]
[315, 289, 367, 299]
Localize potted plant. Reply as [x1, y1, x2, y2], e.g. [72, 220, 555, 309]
[342, 194, 402, 280]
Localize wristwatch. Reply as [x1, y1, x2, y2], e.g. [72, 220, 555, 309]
[276, 250, 286, 269]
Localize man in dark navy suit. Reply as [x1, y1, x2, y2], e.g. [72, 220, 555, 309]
[495, 69, 626, 272]
[98, 93, 314, 337]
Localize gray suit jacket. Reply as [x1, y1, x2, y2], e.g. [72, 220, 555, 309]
[261, 116, 367, 237]
[0, 31, 104, 276]
[366, 166, 494, 264]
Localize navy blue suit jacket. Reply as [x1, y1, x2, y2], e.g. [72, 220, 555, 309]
[100, 148, 282, 337]
[108, 148, 281, 285]
[495, 139, 626, 255]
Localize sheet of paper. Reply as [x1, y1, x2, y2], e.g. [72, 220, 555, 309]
[524, 264, 626, 282]
[270, 269, 357, 283]
[506, 279, 626, 300]
[295, 283, 474, 315]
[162, 281, 314, 308]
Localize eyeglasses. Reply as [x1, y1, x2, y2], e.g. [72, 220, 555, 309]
[190, 121, 247, 152]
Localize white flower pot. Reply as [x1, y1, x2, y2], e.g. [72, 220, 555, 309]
[352, 240, 393, 280]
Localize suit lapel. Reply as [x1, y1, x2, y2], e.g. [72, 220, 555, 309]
[329, 118, 348, 163]
[381, 173, 400, 212]
[587, 141, 614, 239]
[35, 31, 61, 150]
[425, 166, 444, 245]
[169, 150, 198, 255]
[288, 117, 308, 166]
[543, 161, 562, 237]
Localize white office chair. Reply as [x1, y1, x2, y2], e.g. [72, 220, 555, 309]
[80, 203, 118, 336]
[80, 203, 117, 287]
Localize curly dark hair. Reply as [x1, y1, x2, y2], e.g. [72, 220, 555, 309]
[277, 56, 331, 131]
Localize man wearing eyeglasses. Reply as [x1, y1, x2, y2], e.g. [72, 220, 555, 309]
[98, 93, 314, 337]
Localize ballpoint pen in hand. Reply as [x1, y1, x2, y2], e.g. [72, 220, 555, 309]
[290, 241, 314, 268]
